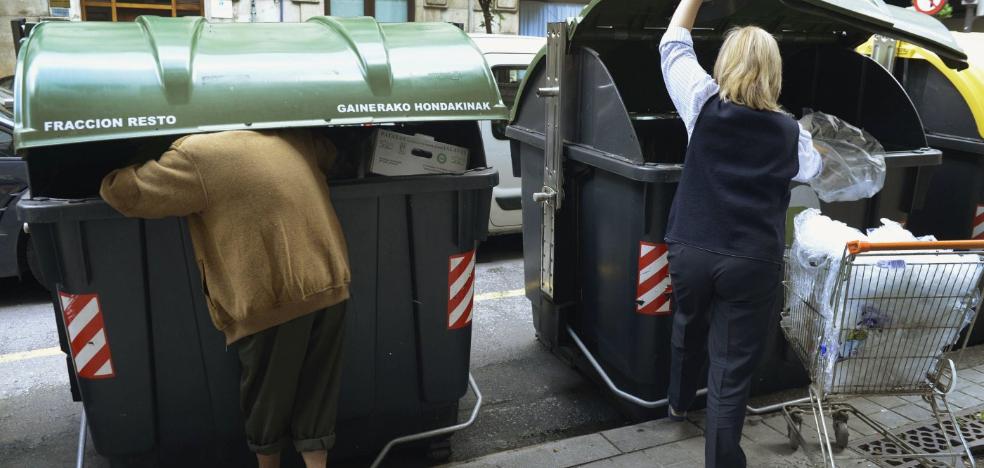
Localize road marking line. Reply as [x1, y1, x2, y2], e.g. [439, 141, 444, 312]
[0, 346, 63, 364]
[475, 288, 525, 302]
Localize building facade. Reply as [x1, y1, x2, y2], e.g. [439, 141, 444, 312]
[2, 0, 51, 77]
[1, 0, 588, 78]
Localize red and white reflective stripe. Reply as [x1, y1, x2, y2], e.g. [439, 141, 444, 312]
[974, 204, 984, 240]
[913, 0, 946, 15]
[448, 250, 476, 330]
[59, 292, 115, 379]
[637, 242, 672, 316]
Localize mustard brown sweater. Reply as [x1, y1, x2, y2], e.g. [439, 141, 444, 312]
[100, 129, 351, 344]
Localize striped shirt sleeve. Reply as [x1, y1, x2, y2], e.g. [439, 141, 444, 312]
[794, 123, 823, 183]
[658, 26, 719, 139]
[659, 26, 823, 181]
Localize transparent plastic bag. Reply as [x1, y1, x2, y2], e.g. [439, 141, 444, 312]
[790, 209, 865, 309]
[800, 111, 887, 203]
[791, 208, 863, 270]
[786, 209, 867, 387]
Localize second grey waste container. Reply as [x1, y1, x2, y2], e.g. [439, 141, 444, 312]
[507, 0, 965, 419]
[14, 16, 507, 466]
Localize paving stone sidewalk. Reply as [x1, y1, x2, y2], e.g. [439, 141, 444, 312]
[445, 358, 984, 468]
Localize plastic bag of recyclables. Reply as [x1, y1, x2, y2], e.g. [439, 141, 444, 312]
[800, 111, 887, 203]
[787, 209, 984, 391]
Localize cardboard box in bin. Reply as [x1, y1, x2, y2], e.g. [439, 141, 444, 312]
[370, 129, 470, 176]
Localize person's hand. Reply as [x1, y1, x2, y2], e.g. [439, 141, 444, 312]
[813, 142, 832, 158]
[669, 0, 705, 31]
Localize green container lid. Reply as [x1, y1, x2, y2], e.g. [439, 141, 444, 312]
[14, 16, 508, 151]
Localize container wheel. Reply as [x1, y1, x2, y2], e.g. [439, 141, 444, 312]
[425, 439, 453, 462]
[110, 453, 159, 468]
[24, 235, 47, 290]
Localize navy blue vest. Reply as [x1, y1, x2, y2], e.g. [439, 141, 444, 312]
[665, 95, 800, 263]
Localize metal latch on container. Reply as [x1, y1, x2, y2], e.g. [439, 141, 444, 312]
[537, 21, 567, 300]
[532, 186, 557, 203]
[870, 35, 899, 72]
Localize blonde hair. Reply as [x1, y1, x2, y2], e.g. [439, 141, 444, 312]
[713, 26, 783, 113]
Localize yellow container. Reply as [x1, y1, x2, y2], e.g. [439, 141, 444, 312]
[859, 34, 984, 139]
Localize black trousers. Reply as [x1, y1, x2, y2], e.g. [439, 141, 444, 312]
[666, 243, 782, 468]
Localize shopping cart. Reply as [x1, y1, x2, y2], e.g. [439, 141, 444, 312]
[781, 240, 984, 467]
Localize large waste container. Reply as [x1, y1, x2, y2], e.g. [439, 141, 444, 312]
[857, 35, 984, 344]
[14, 16, 507, 466]
[506, 0, 966, 419]
[859, 37, 984, 241]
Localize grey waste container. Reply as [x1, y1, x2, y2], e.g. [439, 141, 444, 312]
[506, 0, 964, 419]
[14, 16, 506, 467]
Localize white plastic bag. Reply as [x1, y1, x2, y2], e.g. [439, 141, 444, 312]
[866, 218, 936, 243]
[785, 209, 866, 386]
[787, 209, 984, 391]
[800, 111, 887, 203]
[789, 209, 863, 309]
[791, 208, 863, 268]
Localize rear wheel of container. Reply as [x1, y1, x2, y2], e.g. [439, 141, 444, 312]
[23, 235, 47, 290]
[109, 452, 159, 468]
[425, 439, 452, 462]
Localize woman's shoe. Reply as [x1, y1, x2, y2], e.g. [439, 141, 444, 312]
[668, 406, 687, 422]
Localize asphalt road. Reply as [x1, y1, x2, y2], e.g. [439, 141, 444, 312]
[0, 234, 628, 467]
[446, 235, 629, 463]
[0, 275, 107, 467]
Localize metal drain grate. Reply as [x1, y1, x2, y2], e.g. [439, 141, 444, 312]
[851, 406, 984, 467]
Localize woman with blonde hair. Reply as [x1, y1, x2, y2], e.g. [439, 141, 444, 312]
[659, 1, 822, 466]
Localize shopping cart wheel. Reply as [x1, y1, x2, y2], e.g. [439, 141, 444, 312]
[787, 412, 803, 451]
[833, 420, 850, 450]
[833, 411, 850, 450]
[786, 423, 800, 451]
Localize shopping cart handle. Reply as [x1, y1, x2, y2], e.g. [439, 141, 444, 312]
[847, 240, 984, 255]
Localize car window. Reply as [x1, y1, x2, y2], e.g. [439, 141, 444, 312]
[492, 66, 527, 111]
[491, 65, 528, 140]
[0, 94, 12, 155]
[0, 130, 11, 155]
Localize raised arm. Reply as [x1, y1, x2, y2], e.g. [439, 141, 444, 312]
[794, 123, 824, 183]
[660, 0, 719, 138]
[669, 0, 703, 31]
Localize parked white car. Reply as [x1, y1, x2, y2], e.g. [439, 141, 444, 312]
[469, 34, 545, 235]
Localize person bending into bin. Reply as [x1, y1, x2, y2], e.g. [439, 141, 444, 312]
[100, 129, 351, 468]
[659, 1, 823, 467]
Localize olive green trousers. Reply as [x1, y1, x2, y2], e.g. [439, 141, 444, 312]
[236, 302, 347, 454]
